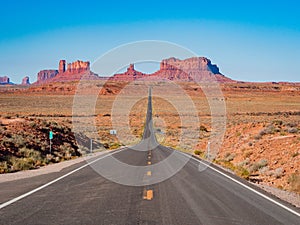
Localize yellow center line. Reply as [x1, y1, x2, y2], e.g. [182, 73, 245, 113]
[143, 189, 153, 200]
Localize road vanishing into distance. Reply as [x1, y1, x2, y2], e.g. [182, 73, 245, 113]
[1, 88, 300, 225]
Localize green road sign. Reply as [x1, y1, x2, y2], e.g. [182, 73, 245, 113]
[49, 131, 53, 140]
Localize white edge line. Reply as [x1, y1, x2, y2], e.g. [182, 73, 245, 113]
[0, 149, 124, 210]
[2, 148, 299, 218]
[177, 151, 300, 218]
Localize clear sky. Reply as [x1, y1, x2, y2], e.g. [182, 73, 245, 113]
[0, 0, 299, 83]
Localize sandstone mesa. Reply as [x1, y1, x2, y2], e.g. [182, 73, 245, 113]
[34, 57, 234, 84]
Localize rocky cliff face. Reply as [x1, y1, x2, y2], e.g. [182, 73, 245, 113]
[36, 60, 91, 83]
[66, 60, 90, 74]
[37, 70, 58, 84]
[161, 57, 221, 73]
[0, 76, 10, 84]
[21, 76, 30, 85]
[151, 57, 232, 82]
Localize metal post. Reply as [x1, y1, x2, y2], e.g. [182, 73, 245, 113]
[49, 130, 53, 155]
[207, 142, 210, 159]
[90, 139, 93, 153]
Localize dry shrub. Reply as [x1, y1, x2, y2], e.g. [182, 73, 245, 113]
[288, 173, 300, 193]
[249, 159, 268, 173]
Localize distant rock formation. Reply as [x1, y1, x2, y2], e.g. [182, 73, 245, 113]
[21, 76, 30, 85]
[110, 57, 233, 82]
[37, 70, 58, 84]
[0, 76, 10, 84]
[162, 57, 221, 74]
[36, 60, 91, 83]
[65, 60, 90, 74]
[111, 64, 146, 81]
[34, 57, 234, 84]
[151, 57, 233, 82]
[59, 60, 66, 74]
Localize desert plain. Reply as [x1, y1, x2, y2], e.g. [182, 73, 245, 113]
[0, 80, 300, 205]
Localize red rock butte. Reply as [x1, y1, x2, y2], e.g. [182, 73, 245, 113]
[110, 57, 233, 82]
[111, 64, 146, 81]
[36, 60, 92, 84]
[0, 76, 10, 84]
[35, 57, 234, 84]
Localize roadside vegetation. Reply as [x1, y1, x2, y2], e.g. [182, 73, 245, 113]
[0, 115, 99, 173]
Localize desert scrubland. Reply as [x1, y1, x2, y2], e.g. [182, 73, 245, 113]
[0, 81, 299, 196]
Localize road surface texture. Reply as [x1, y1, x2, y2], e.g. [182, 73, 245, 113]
[1, 88, 300, 225]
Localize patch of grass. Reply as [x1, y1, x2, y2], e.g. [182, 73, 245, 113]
[194, 150, 202, 155]
[10, 156, 35, 171]
[221, 161, 250, 180]
[235, 131, 241, 137]
[224, 152, 235, 162]
[0, 161, 9, 173]
[235, 166, 250, 180]
[273, 120, 283, 126]
[249, 159, 268, 173]
[109, 142, 121, 150]
[244, 151, 253, 158]
[280, 131, 287, 136]
[259, 124, 278, 136]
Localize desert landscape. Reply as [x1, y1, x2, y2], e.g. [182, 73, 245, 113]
[1, 57, 299, 203]
[2, 2, 300, 224]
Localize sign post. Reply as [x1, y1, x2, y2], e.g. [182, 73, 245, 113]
[49, 131, 53, 154]
[207, 141, 210, 159]
[90, 139, 93, 153]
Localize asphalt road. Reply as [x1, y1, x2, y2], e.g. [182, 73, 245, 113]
[0, 88, 300, 224]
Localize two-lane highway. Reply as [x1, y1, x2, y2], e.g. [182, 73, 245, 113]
[1, 88, 299, 224]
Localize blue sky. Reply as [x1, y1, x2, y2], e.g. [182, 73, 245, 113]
[0, 0, 299, 83]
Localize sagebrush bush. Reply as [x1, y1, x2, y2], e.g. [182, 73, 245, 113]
[288, 173, 300, 193]
[10, 157, 35, 171]
[224, 153, 235, 162]
[249, 159, 268, 173]
[273, 167, 284, 178]
[12, 134, 26, 148]
[0, 161, 9, 173]
[287, 127, 298, 134]
[19, 147, 42, 160]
